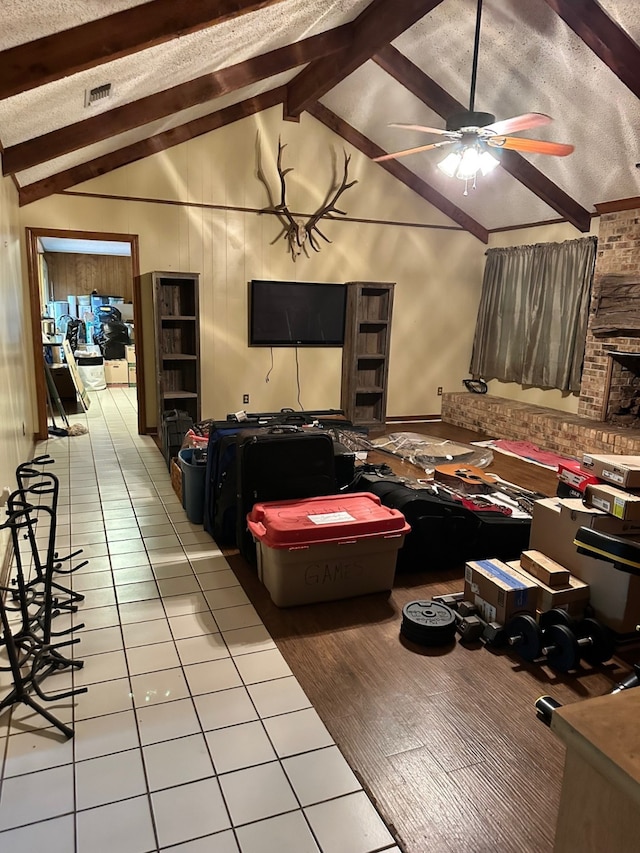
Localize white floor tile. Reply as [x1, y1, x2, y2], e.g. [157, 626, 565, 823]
[115, 580, 160, 604]
[3, 727, 74, 777]
[126, 640, 181, 676]
[76, 794, 156, 853]
[158, 831, 239, 852]
[197, 570, 239, 591]
[161, 592, 209, 619]
[190, 554, 229, 574]
[122, 618, 173, 648]
[143, 732, 215, 791]
[205, 720, 276, 774]
[235, 810, 321, 853]
[0, 814, 75, 853]
[151, 777, 230, 848]
[304, 791, 396, 853]
[109, 538, 145, 556]
[112, 565, 155, 584]
[157, 576, 200, 597]
[135, 696, 200, 746]
[282, 746, 361, 806]
[212, 604, 262, 632]
[129, 667, 190, 707]
[219, 761, 298, 827]
[247, 677, 312, 718]
[74, 709, 140, 762]
[72, 570, 113, 592]
[110, 552, 151, 570]
[75, 625, 123, 657]
[0, 763, 74, 830]
[74, 649, 129, 687]
[193, 687, 258, 731]
[114, 588, 163, 619]
[73, 677, 134, 721]
[81, 586, 117, 609]
[168, 610, 218, 640]
[75, 749, 147, 810]
[152, 560, 193, 579]
[73, 604, 120, 630]
[222, 625, 276, 657]
[144, 535, 181, 551]
[183, 658, 242, 696]
[175, 633, 229, 666]
[263, 708, 334, 758]
[233, 649, 292, 685]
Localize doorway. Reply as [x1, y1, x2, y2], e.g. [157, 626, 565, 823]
[26, 227, 145, 440]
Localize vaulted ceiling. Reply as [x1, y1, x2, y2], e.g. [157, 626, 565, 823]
[1, 0, 640, 243]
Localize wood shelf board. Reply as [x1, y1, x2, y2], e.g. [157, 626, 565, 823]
[162, 353, 197, 360]
[160, 314, 197, 321]
[162, 390, 198, 399]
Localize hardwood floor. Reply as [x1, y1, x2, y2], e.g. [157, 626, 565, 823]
[226, 421, 634, 853]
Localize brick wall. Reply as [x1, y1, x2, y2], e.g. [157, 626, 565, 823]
[578, 208, 640, 420]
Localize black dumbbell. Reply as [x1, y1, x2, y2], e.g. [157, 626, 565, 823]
[540, 617, 615, 672]
[432, 594, 485, 642]
[484, 614, 542, 660]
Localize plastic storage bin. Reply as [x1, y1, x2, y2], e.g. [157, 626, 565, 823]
[179, 448, 207, 525]
[247, 492, 410, 606]
[75, 352, 106, 391]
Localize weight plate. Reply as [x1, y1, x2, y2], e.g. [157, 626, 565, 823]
[578, 618, 615, 665]
[542, 623, 580, 672]
[507, 614, 541, 662]
[539, 608, 575, 631]
[402, 600, 456, 629]
[401, 600, 456, 646]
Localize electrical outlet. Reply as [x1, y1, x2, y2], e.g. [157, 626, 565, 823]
[243, 394, 250, 404]
[437, 386, 443, 396]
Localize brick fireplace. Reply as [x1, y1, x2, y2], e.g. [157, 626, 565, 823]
[442, 207, 640, 456]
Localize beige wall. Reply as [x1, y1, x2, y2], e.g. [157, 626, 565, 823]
[483, 218, 601, 414]
[0, 174, 36, 557]
[20, 108, 487, 420]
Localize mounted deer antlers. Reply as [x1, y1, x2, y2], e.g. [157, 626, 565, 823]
[257, 138, 357, 261]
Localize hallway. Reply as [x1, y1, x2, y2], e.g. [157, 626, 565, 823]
[0, 387, 399, 853]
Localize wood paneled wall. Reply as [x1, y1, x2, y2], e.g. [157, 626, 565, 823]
[44, 252, 133, 302]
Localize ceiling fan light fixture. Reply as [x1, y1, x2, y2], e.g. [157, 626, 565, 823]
[478, 149, 500, 175]
[436, 150, 463, 178]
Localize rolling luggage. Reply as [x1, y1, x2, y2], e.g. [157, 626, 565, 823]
[236, 427, 338, 563]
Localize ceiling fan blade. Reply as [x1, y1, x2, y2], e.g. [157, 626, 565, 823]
[484, 113, 552, 135]
[373, 140, 454, 162]
[389, 122, 459, 137]
[487, 136, 574, 156]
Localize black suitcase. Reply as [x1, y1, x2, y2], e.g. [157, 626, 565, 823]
[236, 427, 338, 563]
[349, 470, 531, 572]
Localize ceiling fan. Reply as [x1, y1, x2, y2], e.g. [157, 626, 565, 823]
[374, 0, 574, 192]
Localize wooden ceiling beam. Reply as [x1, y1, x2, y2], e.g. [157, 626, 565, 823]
[307, 102, 488, 243]
[0, 0, 287, 101]
[374, 45, 592, 233]
[542, 0, 640, 100]
[2, 26, 351, 176]
[594, 197, 640, 215]
[18, 87, 285, 207]
[285, 0, 446, 119]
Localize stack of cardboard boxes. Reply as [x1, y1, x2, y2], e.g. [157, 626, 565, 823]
[104, 345, 136, 387]
[463, 454, 640, 636]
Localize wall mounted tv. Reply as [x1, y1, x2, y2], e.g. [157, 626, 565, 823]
[249, 280, 346, 347]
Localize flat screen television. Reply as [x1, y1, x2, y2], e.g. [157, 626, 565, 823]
[249, 279, 346, 347]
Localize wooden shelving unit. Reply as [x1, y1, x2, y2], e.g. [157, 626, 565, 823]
[139, 271, 200, 433]
[340, 281, 394, 430]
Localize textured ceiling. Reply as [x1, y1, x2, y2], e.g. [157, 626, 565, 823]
[1, 0, 640, 238]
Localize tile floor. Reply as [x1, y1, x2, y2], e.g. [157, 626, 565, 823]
[0, 387, 400, 853]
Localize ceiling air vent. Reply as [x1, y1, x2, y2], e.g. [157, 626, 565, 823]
[85, 83, 112, 107]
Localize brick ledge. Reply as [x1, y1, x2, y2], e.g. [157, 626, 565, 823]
[441, 392, 640, 456]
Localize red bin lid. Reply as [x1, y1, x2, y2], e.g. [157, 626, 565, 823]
[247, 491, 410, 549]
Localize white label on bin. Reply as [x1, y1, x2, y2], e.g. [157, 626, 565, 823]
[307, 511, 355, 525]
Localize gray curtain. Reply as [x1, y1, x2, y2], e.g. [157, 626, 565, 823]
[469, 236, 597, 393]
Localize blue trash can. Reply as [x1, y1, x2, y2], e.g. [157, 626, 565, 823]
[178, 448, 206, 525]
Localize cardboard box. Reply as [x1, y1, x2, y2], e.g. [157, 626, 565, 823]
[519, 550, 570, 587]
[529, 497, 640, 633]
[128, 363, 137, 386]
[584, 483, 640, 522]
[125, 345, 136, 364]
[463, 558, 538, 625]
[507, 561, 589, 618]
[582, 454, 640, 489]
[104, 359, 128, 385]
